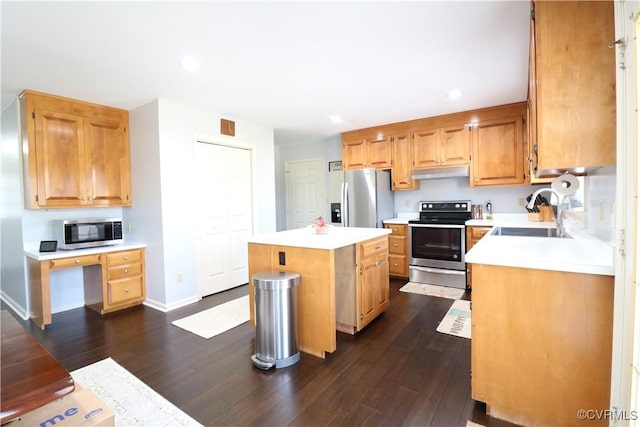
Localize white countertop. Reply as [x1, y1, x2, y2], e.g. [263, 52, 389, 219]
[465, 215, 614, 276]
[24, 242, 147, 261]
[383, 212, 418, 225]
[248, 226, 391, 250]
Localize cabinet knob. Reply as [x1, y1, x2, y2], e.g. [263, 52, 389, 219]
[124, 256, 128, 260]
[393, 243, 398, 247]
[125, 288, 129, 292]
[124, 269, 129, 273]
[75, 259, 80, 264]
[394, 263, 399, 267]
[88, 197, 93, 201]
[81, 196, 86, 201]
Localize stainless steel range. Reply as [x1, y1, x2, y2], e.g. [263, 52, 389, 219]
[408, 200, 472, 289]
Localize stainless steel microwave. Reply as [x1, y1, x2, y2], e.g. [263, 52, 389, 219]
[53, 218, 123, 250]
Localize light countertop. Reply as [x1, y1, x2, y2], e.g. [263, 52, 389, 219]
[24, 242, 147, 261]
[383, 213, 418, 225]
[465, 215, 614, 276]
[248, 226, 391, 250]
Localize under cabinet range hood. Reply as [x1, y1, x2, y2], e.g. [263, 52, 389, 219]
[411, 165, 470, 180]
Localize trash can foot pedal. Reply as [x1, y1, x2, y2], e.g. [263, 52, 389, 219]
[251, 354, 275, 370]
[275, 352, 300, 369]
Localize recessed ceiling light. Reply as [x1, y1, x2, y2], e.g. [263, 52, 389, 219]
[447, 89, 462, 100]
[180, 56, 200, 72]
[329, 115, 343, 124]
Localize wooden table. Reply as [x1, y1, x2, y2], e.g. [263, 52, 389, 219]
[0, 311, 75, 424]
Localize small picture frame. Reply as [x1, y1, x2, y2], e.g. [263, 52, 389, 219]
[328, 161, 342, 172]
[39, 240, 57, 253]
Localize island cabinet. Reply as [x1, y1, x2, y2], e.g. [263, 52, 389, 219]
[20, 90, 132, 209]
[471, 264, 613, 426]
[470, 106, 526, 187]
[349, 235, 390, 332]
[528, 1, 615, 177]
[412, 123, 469, 169]
[248, 228, 391, 359]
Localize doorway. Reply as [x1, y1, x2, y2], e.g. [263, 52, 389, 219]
[284, 158, 326, 230]
[194, 141, 253, 297]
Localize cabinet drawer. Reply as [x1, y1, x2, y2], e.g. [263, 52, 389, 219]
[469, 226, 492, 240]
[388, 235, 406, 255]
[107, 276, 144, 305]
[50, 255, 101, 269]
[389, 254, 407, 276]
[385, 224, 407, 236]
[108, 263, 143, 281]
[106, 249, 143, 266]
[360, 237, 388, 258]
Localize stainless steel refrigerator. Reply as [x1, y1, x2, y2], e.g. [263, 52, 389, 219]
[338, 168, 394, 228]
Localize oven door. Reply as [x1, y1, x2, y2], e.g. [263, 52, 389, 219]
[408, 223, 466, 270]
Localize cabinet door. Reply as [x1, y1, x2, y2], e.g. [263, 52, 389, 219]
[34, 108, 88, 207]
[440, 124, 470, 166]
[471, 116, 524, 186]
[412, 128, 440, 168]
[367, 135, 392, 168]
[84, 114, 132, 206]
[342, 137, 367, 170]
[533, 0, 615, 173]
[391, 133, 418, 190]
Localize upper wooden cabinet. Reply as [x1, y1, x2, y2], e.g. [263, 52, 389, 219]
[390, 132, 418, 191]
[413, 123, 470, 169]
[471, 104, 526, 187]
[21, 90, 132, 209]
[529, 0, 615, 176]
[342, 131, 391, 170]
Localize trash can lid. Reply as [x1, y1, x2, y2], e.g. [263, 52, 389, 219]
[253, 270, 301, 290]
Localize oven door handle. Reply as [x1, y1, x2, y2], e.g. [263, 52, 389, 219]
[408, 223, 466, 229]
[410, 266, 466, 276]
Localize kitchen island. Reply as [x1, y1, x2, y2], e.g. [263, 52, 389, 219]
[248, 226, 391, 359]
[465, 218, 614, 426]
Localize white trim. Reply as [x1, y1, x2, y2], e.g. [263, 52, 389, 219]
[611, 1, 640, 423]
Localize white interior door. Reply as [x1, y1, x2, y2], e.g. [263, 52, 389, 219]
[195, 142, 252, 297]
[285, 158, 326, 230]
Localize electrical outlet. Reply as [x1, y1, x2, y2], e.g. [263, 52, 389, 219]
[518, 198, 525, 207]
[405, 200, 410, 208]
[176, 273, 183, 283]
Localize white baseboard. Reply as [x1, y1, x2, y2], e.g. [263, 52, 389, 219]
[143, 295, 201, 313]
[0, 291, 28, 320]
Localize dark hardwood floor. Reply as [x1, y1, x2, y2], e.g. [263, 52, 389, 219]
[2, 279, 518, 427]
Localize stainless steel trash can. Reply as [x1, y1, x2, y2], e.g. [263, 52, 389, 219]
[251, 270, 301, 369]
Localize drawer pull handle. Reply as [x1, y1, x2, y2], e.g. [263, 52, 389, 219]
[124, 269, 129, 273]
[375, 245, 380, 250]
[124, 256, 129, 260]
[75, 260, 80, 264]
[393, 243, 398, 247]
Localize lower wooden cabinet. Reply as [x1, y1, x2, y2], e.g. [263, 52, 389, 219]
[465, 226, 492, 289]
[471, 264, 613, 426]
[84, 248, 146, 314]
[358, 236, 390, 329]
[104, 249, 146, 311]
[385, 223, 409, 278]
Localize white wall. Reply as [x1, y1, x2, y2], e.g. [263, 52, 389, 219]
[274, 134, 342, 231]
[0, 97, 27, 316]
[129, 98, 276, 312]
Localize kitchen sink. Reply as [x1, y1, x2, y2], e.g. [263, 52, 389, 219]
[490, 227, 571, 238]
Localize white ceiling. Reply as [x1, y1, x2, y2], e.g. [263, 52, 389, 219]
[1, 1, 531, 145]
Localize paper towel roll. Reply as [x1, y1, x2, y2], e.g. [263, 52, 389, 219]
[551, 174, 579, 196]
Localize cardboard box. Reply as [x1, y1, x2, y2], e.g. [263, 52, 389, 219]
[8, 384, 114, 427]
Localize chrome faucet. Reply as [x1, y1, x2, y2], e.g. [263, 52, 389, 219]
[526, 188, 566, 237]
